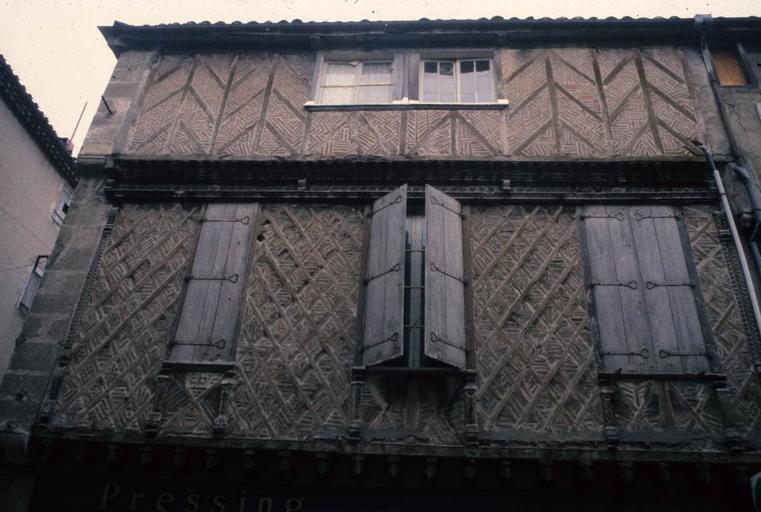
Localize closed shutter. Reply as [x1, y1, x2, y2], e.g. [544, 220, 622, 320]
[582, 206, 710, 374]
[424, 185, 466, 369]
[362, 186, 407, 366]
[168, 203, 258, 366]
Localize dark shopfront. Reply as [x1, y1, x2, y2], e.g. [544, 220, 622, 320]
[23, 442, 756, 511]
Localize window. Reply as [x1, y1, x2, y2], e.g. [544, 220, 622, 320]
[711, 46, 748, 86]
[421, 59, 495, 103]
[166, 203, 258, 370]
[362, 185, 467, 370]
[52, 184, 73, 225]
[318, 60, 394, 104]
[581, 206, 713, 375]
[18, 255, 47, 314]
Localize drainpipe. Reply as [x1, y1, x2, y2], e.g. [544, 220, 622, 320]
[729, 163, 761, 275]
[694, 142, 761, 345]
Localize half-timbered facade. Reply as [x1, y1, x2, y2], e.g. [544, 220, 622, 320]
[2, 15, 761, 511]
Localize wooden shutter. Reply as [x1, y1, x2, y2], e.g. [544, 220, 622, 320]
[362, 186, 407, 366]
[629, 206, 710, 373]
[168, 203, 258, 366]
[424, 185, 466, 369]
[583, 205, 710, 374]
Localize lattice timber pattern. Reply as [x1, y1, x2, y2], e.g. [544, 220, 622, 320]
[126, 48, 700, 159]
[51, 204, 200, 431]
[470, 206, 602, 433]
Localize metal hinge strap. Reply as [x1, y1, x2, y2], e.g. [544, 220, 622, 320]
[590, 280, 638, 289]
[633, 212, 679, 221]
[202, 216, 250, 225]
[363, 332, 399, 351]
[370, 195, 402, 216]
[645, 281, 694, 289]
[365, 262, 401, 284]
[430, 195, 464, 218]
[601, 347, 650, 358]
[581, 211, 625, 221]
[430, 262, 467, 284]
[173, 338, 226, 349]
[430, 331, 466, 351]
[187, 273, 239, 283]
[658, 349, 708, 359]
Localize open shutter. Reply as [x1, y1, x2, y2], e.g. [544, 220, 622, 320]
[424, 185, 466, 369]
[362, 186, 407, 366]
[630, 206, 710, 373]
[582, 206, 654, 373]
[168, 203, 258, 366]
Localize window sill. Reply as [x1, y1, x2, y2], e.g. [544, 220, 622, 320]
[304, 99, 509, 112]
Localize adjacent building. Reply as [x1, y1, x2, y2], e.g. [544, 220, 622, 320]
[2, 15, 761, 511]
[0, 55, 77, 380]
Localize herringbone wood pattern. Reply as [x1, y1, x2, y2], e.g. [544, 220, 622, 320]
[470, 206, 602, 432]
[51, 204, 200, 431]
[126, 48, 700, 159]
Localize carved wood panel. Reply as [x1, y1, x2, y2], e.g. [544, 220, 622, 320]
[469, 206, 602, 433]
[51, 204, 200, 431]
[125, 47, 700, 160]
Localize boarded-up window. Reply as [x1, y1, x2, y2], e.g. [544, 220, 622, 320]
[166, 203, 258, 368]
[362, 185, 466, 369]
[712, 47, 748, 86]
[582, 206, 711, 374]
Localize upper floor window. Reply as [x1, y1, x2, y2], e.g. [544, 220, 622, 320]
[711, 46, 749, 86]
[18, 255, 47, 315]
[52, 184, 73, 226]
[318, 60, 394, 104]
[421, 59, 495, 103]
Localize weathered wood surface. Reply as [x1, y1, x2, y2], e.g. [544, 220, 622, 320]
[363, 187, 406, 366]
[49, 205, 759, 449]
[424, 185, 466, 369]
[125, 47, 701, 160]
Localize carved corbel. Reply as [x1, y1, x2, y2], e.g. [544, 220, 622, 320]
[348, 367, 365, 440]
[145, 368, 172, 437]
[316, 452, 329, 475]
[213, 369, 236, 436]
[463, 378, 478, 446]
[500, 460, 512, 481]
[387, 455, 400, 478]
[713, 381, 746, 452]
[599, 378, 619, 449]
[352, 454, 365, 476]
[425, 457, 437, 480]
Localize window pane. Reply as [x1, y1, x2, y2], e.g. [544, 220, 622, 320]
[324, 62, 357, 86]
[439, 62, 454, 76]
[321, 86, 354, 104]
[357, 85, 393, 103]
[460, 60, 474, 74]
[439, 67, 455, 102]
[712, 48, 747, 86]
[460, 60, 476, 102]
[475, 63, 494, 102]
[359, 62, 392, 85]
[424, 61, 438, 74]
[422, 67, 438, 101]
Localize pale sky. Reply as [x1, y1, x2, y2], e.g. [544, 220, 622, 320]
[1, 0, 759, 154]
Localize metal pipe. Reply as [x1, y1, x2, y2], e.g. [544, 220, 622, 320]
[694, 142, 761, 342]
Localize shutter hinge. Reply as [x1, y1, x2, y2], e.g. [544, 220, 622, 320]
[581, 211, 625, 221]
[601, 347, 650, 358]
[430, 331, 466, 352]
[430, 195, 464, 218]
[365, 263, 400, 284]
[187, 273, 239, 283]
[369, 195, 403, 216]
[172, 338, 227, 349]
[658, 349, 708, 359]
[201, 216, 250, 225]
[645, 281, 694, 289]
[362, 332, 399, 351]
[429, 262, 468, 285]
[590, 280, 638, 289]
[633, 212, 679, 221]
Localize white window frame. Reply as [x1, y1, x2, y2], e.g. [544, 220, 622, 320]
[419, 58, 497, 104]
[317, 60, 395, 105]
[52, 183, 73, 226]
[17, 255, 47, 314]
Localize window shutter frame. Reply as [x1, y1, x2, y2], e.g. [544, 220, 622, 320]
[362, 186, 407, 366]
[424, 185, 467, 369]
[167, 203, 258, 368]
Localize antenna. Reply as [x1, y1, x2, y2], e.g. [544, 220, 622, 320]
[69, 102, 87, 141]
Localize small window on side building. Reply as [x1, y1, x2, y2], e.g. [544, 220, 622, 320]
[712, 47, 748, 86]
[52, 184, 73, 225]
[18, 255, 47, 315]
